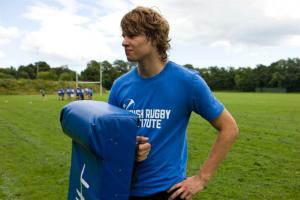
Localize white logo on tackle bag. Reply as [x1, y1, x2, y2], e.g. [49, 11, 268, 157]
[76, 164, 90, 200]
[123, 99, 135, 110]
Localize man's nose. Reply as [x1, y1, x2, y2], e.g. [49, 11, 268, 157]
[122, 36, 129, 47]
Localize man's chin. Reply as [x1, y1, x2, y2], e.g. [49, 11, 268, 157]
[126, 57, 137, 62]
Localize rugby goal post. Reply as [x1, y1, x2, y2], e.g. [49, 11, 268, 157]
[76, 65, 103, 96]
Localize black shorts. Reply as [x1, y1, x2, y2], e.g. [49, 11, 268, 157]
[130, 190, 183, 200]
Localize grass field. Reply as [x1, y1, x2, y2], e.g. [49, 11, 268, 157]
[0, 92, 299, 200]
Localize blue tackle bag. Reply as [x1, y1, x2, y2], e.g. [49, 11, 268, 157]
[60, 101, 139, 200]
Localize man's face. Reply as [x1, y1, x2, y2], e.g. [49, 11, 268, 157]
[122, 34, 155, 62]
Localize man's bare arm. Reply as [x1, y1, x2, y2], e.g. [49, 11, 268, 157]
[168, 108, 239, 200]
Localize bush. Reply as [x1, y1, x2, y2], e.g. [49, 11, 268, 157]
[38, 71, 58, 80]
[0, 79, 18, 89]
[0, 72, 15, 79]
[59, 72, 73, 81]
[18, 71, 30, 79]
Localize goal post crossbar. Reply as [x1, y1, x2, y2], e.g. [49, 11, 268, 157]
[76, 67, 102, 96]
[77, 81, 101, 84]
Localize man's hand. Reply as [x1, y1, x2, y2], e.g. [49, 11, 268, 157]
[136, 136, 151, 162]
[167, 176, 207, 200]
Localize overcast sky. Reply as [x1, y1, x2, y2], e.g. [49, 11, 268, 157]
[1, 0, 300, 72]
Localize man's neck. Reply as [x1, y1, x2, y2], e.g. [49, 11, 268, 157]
[137, 56, 167, 78]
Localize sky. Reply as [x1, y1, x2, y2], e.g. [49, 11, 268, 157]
[0, 0, 300, 72]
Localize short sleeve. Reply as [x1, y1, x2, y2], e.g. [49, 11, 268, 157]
[191, 74, 224, 121]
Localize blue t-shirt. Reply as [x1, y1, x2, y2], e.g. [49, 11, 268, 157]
[108, 61, 224, 196]
[76, 88, 81, 95]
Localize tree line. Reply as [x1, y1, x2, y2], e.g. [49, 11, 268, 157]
[191, 58, 300, 92]
[0, 58, 299, 92]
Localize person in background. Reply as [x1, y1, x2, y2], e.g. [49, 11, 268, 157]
[67, 87, 71, 99]
[61, 88, 65, 100]
[71, 88, 75, 99]
[81, 88, 85, 100]
[89, 87, 93, 100]
[85, 87, 89, 99]
[57, 89, 62, 100]
[76, 87, 81, 100]
[40, 89, 45, 98]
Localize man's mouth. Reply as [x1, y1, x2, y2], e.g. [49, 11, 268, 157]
[125, 48, 133, 53]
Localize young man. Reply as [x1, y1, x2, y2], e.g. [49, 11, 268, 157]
[67, 87, 71, 99]
[89, 87, 93, 100]
[40, 89, 45, 98]
[57, 88, 62, 100]
[108, 7, 239, 200]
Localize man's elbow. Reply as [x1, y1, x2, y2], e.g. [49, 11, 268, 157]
[228, 121, 239, 140]
[220, 119, 239, 141]
[213, 109, 239, 140]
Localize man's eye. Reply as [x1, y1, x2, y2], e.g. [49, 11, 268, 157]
[121, 33, 138, 39]
[128, 35, 137, 39]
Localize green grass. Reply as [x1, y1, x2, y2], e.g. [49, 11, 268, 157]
[0, 92, 299, 199]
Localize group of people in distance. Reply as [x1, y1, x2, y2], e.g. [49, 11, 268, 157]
[57, 87, 93, 101]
